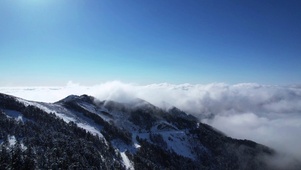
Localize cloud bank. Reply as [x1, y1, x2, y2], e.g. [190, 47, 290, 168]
[1, 81, 301, 161]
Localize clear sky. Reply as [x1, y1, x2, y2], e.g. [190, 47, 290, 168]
[0, 0, 300, 86]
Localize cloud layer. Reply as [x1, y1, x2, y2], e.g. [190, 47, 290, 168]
[1, 81, 301, 161]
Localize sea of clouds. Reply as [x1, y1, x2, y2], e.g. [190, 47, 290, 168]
[1, 81, 301, 163]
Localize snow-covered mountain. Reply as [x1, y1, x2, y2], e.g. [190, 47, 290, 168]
[0, 92, 298, 169]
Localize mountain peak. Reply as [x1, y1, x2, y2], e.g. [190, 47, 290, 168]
[55, 94, 95, 104]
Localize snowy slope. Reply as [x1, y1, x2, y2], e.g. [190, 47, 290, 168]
[0, 93, 281, 170]
[16, 98, 105, 138]
[11, 95, 202, 159]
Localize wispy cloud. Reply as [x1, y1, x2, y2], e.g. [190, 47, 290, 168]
[1, 81, 301, 161]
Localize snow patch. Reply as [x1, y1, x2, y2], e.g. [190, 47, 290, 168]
[4, 135, 27, 151]
[111, 139, 135, 170]
[159, 131, 195, 160]
[3, 109, 29, 122]
[134, 128, 196, 160]
[76, 122, 103, 138]
[133, 143, 141, 149]
[120, 152, 134, 170]
[8, 135, 16, 147]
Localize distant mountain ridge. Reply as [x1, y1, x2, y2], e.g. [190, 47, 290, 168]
[0, 92, 298, 170]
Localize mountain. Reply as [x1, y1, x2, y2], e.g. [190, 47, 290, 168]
[0, 92, 295, 169]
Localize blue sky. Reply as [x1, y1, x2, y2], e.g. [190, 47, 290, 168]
[0, 0, 300, 86]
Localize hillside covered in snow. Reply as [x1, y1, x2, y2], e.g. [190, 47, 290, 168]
[0, 92, 299, 170]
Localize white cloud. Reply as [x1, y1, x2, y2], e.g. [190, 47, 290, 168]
[1, 81, 301, 161]
[203, 112, 301, 158]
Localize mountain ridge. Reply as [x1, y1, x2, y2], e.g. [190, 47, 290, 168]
[1, 92, 298, 170]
